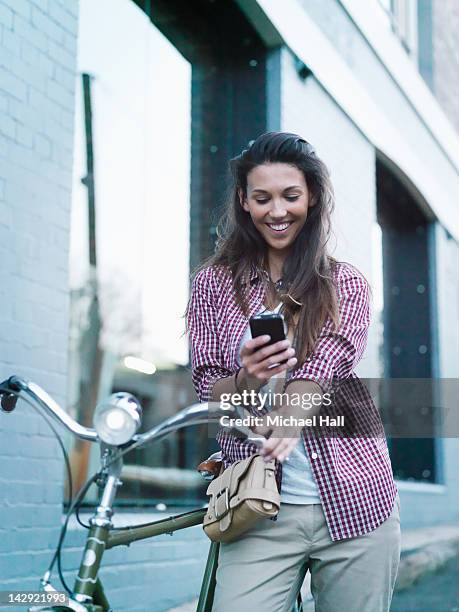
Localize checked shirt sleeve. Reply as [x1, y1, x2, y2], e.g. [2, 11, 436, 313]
[186, 268, 233, 402]
[286, 265, 371, 394]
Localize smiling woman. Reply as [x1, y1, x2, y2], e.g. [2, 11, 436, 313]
[186, 132, 401, 612]
[203, 132, 339, 368]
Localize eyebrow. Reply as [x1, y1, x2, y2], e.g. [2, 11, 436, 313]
[251, 185, 304, 193]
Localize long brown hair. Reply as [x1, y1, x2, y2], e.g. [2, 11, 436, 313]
[193, 131, 341, 366]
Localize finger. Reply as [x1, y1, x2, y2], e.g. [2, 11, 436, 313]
[260, 438, 279, 461]
[242, 335, 271, 354]
[258, 357, 297, 379]
[251, 339, 291, 362]
[258, 347, 296, 371]
[241, 348, 295, 382]
[260, 435, 285, 458]
[265, 437, 297, 462]
[263, 432, 297, 454]
[260, 435, 281, 453]
[252, 423, 272, 437]
[270, 338, 292, 353]
[269, 436, 291, 455]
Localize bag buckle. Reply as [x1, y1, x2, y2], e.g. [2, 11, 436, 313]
[214, 487, 230, 520]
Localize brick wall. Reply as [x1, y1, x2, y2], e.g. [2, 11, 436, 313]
[432, 0, 459, 135]
[63, 517, 209, 611]
[0, 0, 78, 597]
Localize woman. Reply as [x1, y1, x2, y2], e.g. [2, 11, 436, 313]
[186, 132, 400, 612]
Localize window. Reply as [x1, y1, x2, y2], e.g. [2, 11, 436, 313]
[378, 0, 418, 58]
[67, 0, 270, 508]
[68, 0, 196, 505]
[376, 158, 437, 483]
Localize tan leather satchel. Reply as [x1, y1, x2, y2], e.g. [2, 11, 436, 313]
[203, 454, 281, 543]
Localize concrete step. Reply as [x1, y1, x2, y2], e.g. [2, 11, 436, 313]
[396, 522, 459, 591]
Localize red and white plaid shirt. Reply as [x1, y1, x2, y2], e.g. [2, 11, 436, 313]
[186, 260, 398, 541]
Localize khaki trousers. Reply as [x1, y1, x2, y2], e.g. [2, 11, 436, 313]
[212, 494, 401, 612]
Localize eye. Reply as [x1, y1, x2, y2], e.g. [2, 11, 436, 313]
[255, 198, 269, 204]
[285, 195, 300, 201]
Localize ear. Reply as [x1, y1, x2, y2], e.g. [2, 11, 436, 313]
[238, 188, 250, 212]
[306, 192, 315, 207]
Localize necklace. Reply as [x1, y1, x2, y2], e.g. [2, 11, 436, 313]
[272, 277, 285, 291]
[270, 276, 303, 307]
[258, 268, 303, 307]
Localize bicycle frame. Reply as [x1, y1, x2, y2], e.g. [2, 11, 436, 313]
[69, 509, 212, 611]
[34, 444, 217, 612]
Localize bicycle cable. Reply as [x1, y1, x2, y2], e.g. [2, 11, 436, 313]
[53, 471, 99, 595]
[75, 498, 91, 529]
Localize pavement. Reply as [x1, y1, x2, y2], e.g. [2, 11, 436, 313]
[391, 553, 459, 611]
[168, 522, 459, 611]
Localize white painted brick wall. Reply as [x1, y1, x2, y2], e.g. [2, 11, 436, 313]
[0, 0, 78, 595]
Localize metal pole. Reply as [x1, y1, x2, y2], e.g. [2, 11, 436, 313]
[82, 73, 97, 268]
[69, 73, 104, 496]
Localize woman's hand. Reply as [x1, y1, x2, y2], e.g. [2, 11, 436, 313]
[254, 379, 324, 462]
[259, 432, 301, 463]
[238, 335, 297, 392]
[253, 412, 302, 463]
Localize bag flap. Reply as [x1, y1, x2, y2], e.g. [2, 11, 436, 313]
[206, 454, 259, 497]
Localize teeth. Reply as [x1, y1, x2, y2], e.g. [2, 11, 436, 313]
[268, 222, 291, 231]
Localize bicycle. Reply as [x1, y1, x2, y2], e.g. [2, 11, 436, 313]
[0, 376, 304, 612]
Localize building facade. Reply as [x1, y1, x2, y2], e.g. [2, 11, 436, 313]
[1, 0, 459, 609]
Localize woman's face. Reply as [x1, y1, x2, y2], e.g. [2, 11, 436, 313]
[240, 162, 311, 257]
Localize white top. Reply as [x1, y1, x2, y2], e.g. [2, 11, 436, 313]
[237, 304, 321, 505]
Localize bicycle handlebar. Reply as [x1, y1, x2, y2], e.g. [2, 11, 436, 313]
[1, 376, 98, 441]
[0, 375, 265, 449]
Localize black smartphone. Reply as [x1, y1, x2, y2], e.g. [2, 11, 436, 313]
[249, 313, 286, 346]
[249, 314, 287, 367]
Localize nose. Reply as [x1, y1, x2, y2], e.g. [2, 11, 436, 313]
[269, 199, 288, 219]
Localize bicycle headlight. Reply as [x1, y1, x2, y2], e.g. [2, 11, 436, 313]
[93, 392, 142, 445]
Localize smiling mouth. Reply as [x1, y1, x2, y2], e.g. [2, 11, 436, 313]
[266, 222, 293, 232]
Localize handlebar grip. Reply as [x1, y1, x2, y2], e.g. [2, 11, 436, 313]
[0, 377, 23, 413]
[1, 393, 18, 412]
